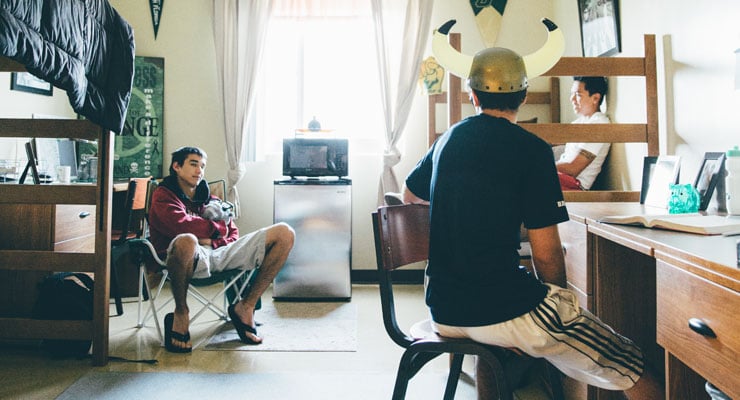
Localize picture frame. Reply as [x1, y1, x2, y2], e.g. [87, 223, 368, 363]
[640, 156, 658, 204]
[693, 152, 725, 211]
[10, 72, 53, 96]
[643, 155, 681, 209]
[577, 0, 622, 57]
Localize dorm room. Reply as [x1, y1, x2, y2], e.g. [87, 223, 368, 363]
[2, 1, 740, 399]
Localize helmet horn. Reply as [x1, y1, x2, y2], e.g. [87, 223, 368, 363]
[432, 19, 473, 79]
[522, 18, 565, 78]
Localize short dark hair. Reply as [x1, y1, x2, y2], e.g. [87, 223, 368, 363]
[169, 146, 207, 176]
[574, 76, 608, 106]
[472, 89, 527, 112]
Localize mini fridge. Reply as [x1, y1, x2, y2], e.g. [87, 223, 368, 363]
[273, 178, 352, 300]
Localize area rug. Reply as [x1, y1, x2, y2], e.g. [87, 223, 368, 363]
[56, 370, 476, 400]
[204, 300, 357, 352]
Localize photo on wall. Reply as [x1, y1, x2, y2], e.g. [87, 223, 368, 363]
[115, 56, 165, 180]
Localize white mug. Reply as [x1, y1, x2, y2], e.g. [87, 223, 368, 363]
[56, 165, 71, 184]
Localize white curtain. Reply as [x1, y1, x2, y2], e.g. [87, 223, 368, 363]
[371, 0, 433, 205]
[212, 0, 274, 216]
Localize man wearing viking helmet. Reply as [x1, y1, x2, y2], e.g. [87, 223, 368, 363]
[403, 19, 655, 398]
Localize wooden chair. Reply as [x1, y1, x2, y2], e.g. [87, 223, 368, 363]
[129, 179, 255, 342]
[109, 177, 150, 316]
[372, 204, 512, 399]
[373, 204, 565, 399]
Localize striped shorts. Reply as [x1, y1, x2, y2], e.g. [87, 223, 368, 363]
[432, 284, 643, 390]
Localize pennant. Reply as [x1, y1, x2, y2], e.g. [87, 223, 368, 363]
[469, 0, 507, 47]
[150, 0, 164, 39]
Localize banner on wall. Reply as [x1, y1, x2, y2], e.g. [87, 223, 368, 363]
[469, 0, 507, 47]
[150, 0, 164, 39]
[115, 56, 164, 180]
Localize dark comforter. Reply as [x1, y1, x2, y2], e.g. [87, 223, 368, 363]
[0, 0, 135, 133]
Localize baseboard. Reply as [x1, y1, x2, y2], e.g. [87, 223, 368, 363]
[351, 269, 424, 284]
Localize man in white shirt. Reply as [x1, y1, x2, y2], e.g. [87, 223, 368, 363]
[556, 76, 610, 190]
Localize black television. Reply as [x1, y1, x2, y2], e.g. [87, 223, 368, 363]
[282, 138, 348, 178]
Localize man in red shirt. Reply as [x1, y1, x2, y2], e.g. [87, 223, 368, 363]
[148, 146, 294, 353]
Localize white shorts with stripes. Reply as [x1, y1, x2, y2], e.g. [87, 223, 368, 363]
[432, 284, 643, 391]
[167, 229, 267, 280]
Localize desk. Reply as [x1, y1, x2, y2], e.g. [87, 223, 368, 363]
[560, 203, 739, 399]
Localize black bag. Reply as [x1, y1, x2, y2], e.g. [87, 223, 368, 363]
[32, 272, 94, 358]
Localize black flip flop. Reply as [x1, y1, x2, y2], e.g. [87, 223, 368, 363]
[228, 304, 261, 345]
[164, 312, 192, 353]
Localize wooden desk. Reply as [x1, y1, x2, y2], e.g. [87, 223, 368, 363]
[560, 202, 739, 399]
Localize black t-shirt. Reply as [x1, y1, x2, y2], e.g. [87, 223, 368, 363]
[405, 114, 569, 326]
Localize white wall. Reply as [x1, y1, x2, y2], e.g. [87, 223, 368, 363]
[554, 0, 740, 196]
[4, 0, 739, 269]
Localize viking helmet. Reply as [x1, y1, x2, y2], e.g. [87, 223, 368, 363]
[432, 18, 565, 93]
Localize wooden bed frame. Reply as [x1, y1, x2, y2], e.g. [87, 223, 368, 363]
[428, 34, 658, 203]
[0, 56, 114, 365]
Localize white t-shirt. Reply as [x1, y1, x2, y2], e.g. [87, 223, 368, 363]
[558, 112, 611, 190]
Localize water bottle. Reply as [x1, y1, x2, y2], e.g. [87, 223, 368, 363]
[726, 146, 740, 215]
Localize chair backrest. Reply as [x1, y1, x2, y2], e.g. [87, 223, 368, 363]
[372, 203, 430, 348]
[112, 177, 151, 244]
[208, 179, 226, 200]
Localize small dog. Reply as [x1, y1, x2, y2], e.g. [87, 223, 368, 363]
[201, 199, 234, 222]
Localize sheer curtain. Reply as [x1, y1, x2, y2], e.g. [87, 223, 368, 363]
[371, 0, 433, 205]
[212, 0, 273, 216]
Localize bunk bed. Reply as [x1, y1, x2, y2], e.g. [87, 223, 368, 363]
[428, 33, 659, 203]
[0, 0, 134, 365]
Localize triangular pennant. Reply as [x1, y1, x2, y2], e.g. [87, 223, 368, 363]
[150, 0, 164, 39]
[469, 0, 507, 47]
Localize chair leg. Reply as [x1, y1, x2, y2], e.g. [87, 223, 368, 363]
[392, 351, 416, 400]
[443, 353, 464, 400]
[546, 361, 565, 400]
[110, 254, 124, 316]
[138, 266, 166, 342]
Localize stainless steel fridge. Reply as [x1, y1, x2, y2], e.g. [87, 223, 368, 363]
[273, 179, 352, 300]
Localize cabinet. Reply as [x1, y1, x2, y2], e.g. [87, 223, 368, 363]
[273, 179, 352, 300]
[560, 202, 740, 399]
[656, 257, 740, 399]
[0, 63, 113, 364]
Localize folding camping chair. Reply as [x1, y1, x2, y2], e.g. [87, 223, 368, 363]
[130, 179, 255, 342]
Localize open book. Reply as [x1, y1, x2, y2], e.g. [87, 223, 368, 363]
[598, 214, 740, 235]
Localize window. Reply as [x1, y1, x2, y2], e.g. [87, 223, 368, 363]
[255, 11, 385, 156]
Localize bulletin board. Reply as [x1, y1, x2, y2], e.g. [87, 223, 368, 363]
[115, 56, 165, 180]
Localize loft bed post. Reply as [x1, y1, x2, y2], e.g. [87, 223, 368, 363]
[644, 34, 659, 156]
[447, 33, 463, 131]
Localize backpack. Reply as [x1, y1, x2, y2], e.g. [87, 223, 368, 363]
[32, 272, 94, 358]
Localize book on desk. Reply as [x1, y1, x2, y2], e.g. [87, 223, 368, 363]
[598, 213, 740, 235]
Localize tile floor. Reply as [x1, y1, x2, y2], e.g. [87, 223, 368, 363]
[0, 284, 477, 399]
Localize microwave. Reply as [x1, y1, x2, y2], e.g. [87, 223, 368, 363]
[282, 138, 348, 178]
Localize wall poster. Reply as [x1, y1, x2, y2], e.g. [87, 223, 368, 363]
[115, 56, 164, 180]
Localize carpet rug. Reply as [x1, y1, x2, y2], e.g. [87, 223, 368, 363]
[56, 370, 477, 400]
[204, 300, 357, 352]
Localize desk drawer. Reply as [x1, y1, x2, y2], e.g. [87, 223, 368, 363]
[656, 260, 740, 397]
[54, 205, 95, 253]
[559, 219, 589, 296]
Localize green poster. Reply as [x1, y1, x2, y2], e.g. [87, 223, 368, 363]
[115, 56, 165, 180]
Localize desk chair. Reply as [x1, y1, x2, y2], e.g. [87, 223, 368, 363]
[372, 204, 564, 400]
[129, 179, 255, 343]
[110, 177, 149, 316]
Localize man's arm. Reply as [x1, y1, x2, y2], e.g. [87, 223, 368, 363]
[556, 149, 595, 177]
[527, 224, 566, 288]
[401, 184, 429, 205]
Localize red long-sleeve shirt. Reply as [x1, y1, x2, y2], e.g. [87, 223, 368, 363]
[148, 184, 239, 259]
